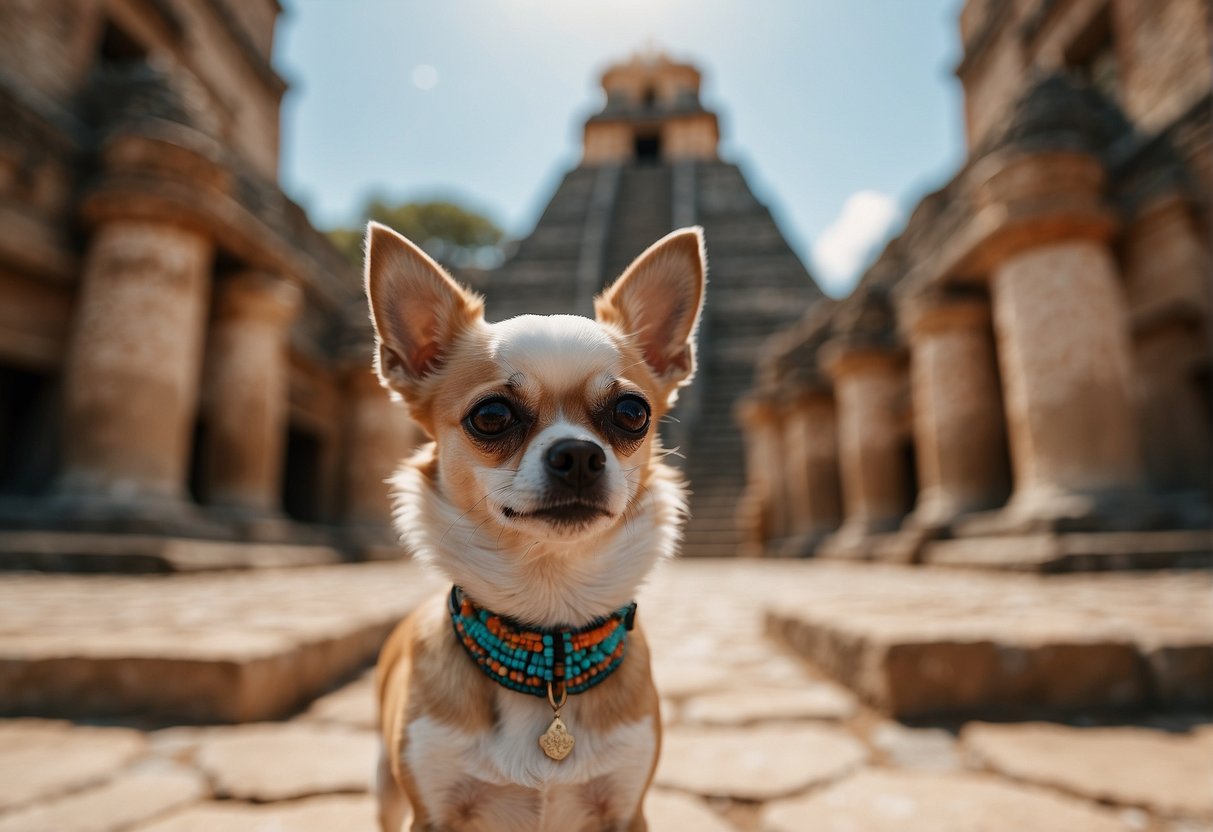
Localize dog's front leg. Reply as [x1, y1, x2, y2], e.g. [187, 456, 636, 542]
[376, 746, 410, 832]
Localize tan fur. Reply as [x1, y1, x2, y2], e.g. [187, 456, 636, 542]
[367, 224, 704, 831]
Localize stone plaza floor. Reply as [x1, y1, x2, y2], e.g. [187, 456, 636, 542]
[0, 559, 1209, 831]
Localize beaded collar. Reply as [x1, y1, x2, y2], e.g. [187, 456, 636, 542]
[447, 585, 637, 698]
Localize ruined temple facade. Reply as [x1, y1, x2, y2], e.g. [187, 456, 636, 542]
[473, 52, 822, 557]
[741, 0, 1212, 568]
[0, 0, 417, 562]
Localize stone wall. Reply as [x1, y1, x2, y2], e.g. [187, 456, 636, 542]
[0, 1, 421, 558]
[741, 4, 1212, 565]
[959, 0, 1212, 150]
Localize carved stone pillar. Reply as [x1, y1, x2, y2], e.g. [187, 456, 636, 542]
[904, 296, 1010, 527]
[735, 394, 783, 556]
[826, 347, 911, 539]
[962, 141, 1146, 527]
[991, 238, 1144, 517]
[342, 368, 421, 532]
[58, 219, 213, 507]
[780, 387, 842, 552]
[201, 271, 301, 516]
[1121, 195, 1212, 495]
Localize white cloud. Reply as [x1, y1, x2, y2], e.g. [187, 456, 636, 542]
[810, 190, 903, 297]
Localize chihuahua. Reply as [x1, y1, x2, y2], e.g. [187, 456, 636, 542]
[365, 221, 705, 831]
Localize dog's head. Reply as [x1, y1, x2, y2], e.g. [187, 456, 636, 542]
[364, 222, 704, 545]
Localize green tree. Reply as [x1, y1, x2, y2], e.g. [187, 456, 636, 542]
[328, 198, 504, 270]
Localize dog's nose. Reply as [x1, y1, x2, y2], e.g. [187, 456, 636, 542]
[545, 439, 606, 490]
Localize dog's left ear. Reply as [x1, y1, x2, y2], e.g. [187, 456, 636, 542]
[596, 226, 706, 401]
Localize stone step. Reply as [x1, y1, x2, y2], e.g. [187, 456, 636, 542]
[0, 562, 444, 723]
[0, 532, 344, 573]
[923, 530, 1213, 573]
[765, 564, 1213, 719]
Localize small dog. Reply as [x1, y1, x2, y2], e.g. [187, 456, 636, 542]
[365, 221, 705, 831]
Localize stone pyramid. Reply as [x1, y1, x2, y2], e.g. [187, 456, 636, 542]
[474, 52, 823, 557]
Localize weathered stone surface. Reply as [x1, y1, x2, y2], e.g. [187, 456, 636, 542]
[654, 724, 867, 800]
[645, 789, 738, 831]
[650, 659, 749, 699]
[761, 769, 1129, 832]
[302, 673, 377, 729]
[765, 564, 1213, 717]
[964, 722, 1213, 818]
[869, 721, 962, 771]
[0, 562, 441, 722]
[193, 723, 377, 801]
[0, 532, 342, 573]
[130, 794, 377, 832]
[0, 720, 146, 812]
[0, 765, 205, 832]
[681, 683, 857, 726]
[924, 531, 1213, 573]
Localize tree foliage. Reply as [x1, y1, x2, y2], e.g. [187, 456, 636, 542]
[328, 197, 504, 269]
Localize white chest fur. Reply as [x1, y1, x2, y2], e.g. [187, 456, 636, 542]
[404, 690, 656, 830]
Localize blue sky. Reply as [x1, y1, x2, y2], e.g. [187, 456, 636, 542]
[275, 1, 966, 297]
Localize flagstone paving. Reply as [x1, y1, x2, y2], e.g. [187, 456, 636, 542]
[0, 559, 1208, 831]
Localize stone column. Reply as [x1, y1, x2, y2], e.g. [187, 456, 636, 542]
[58, 219, 213, 506]
[904, 296, 1010, 527]
[201, 271, 301, 516]
[826, 347, 911, 539]
[735, 394, 782, 556]
[990, 238, 1144, 518]
[342, 368, 421, 531]
[780, 387, 842, 552]
[1121, 195, 1212, 495]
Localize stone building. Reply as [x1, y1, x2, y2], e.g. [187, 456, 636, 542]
[741, 0, 1212, 568]
[0, 0, 418, 565]
[474, 52, 822, 557]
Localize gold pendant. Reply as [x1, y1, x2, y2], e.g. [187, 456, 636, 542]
[539, 714, 575, 761]
[540, 681, 573, 761]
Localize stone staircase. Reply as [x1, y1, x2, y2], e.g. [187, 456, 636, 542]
[478, 160, 824, 557]
[679, 163, 821, 557]
[600, 165, 675, 283]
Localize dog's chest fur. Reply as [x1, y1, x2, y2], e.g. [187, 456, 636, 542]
[378, 592, 662, 831]
[404, 693, 656, 830]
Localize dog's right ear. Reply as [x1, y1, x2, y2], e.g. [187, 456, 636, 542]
[364, 222, 484, 397]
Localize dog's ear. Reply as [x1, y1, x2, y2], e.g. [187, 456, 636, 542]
[596, 226, 706, 401]
[364, 222, 484, 397]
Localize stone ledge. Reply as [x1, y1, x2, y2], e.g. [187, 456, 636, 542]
[924, 530, 1213, 573]
[765, 565, 1213, 719]
[0, 563, 441, 722]
[0, 531, 343, 573]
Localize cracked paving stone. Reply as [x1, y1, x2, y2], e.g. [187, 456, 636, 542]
[655, 723, 867, 801]
[0, 764, 206, 832]
[130, 794, 376, 832]
[193, 723, 378, 801]
[761, 769, 1129, 832]
[0, 720, 146, 813]
[964, 722, 1213, 819]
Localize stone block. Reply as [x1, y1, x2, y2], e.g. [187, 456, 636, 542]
[766, 563, 1212, 718]
[0, 563, 442, 722]
[925, 530, 1213, 573]
[0, 531, 343, 573]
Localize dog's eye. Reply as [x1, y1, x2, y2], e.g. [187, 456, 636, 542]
[467, 399, 518, 438]
[611, 395, 650, 435]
